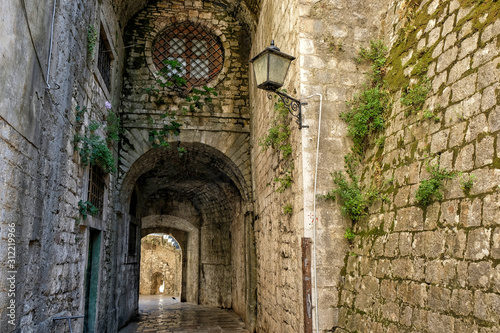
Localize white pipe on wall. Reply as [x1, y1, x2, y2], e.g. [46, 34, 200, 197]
[302, 93, 323, 333]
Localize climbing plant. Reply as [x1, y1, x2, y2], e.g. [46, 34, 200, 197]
[73, 103, 118, 174]
[259, 95, 292, 160]
[145, 59, 218, 149]
[259, 92, 295, 194]
[325, 41, 390, 223]
[87, 25, 98, 56]
[78, 200, 98, 220]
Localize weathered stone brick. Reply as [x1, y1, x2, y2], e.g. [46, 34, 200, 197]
[492, 228, 500, 259]
[472, 42, 500, 68]
[481, 19, 500, 44]
[483, 193, 500, 227]
[447, 55, 470, 84]
[428, 285, 451, 312]
[454, 320, 479, 333]
[470, 168, 500, 195]
[459, 20, 473, 39]
[488, 106, 500, 133]
[476, 135, 494, 167]
[440, 200, 459, 226]
[391, 258, 413, 279]
[397, 281, 426, 307]
[427, 312, 454, 333]
[427, 259, 457, 285]
[381, 301, 400, 322]
[428, 26, 442, 47]
[465, 113, 488, 142]
[436, 46, 458, 73]
[481, 82, 499, 111]
[395, 207, 424, 231]
[394, 185, 410, 208]
[442, 13, 455, 37]
[430, 129, 449, 153]
[460, 198, 482, 227]
[451, 72, 477, 102]
[399, 232, 412, 256]
[424, 202, 439, 230]
[465, 228, 491, 260]
[444, 228, 466, 259]
[450, 288, 473, 316]
[479, 54, 500, 89]
[474, 290, 500, 323]
[384, 233, 399, 257]
[469, 261, 492, 289]
[458, 32, 479, 60]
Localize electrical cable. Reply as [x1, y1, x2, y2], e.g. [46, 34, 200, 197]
[46, 0, 57, 90]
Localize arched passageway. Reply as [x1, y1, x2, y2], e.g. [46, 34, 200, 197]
[115, 143, 256, 331]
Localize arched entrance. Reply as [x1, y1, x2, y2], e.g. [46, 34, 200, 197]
[115, 142, 256, 330]
[139, 233, 182, 297]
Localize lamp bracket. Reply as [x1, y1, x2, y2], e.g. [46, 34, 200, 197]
[267, 91, 309, 129]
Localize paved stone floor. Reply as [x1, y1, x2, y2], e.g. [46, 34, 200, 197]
[118, 295, 250, 332]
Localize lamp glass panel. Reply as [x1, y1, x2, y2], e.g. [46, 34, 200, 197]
[252, 53, 269, 87]
[268, 53, 291, 86]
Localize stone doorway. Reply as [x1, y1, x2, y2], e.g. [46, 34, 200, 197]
[139, 234, 182, 298]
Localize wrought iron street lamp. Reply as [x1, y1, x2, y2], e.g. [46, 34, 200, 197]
[250, 41, 308, 129]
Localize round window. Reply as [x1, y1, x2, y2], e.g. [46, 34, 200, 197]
[152, 22, 224, 88]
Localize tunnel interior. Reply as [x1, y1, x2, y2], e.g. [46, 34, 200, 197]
[119, 142, 254, 327]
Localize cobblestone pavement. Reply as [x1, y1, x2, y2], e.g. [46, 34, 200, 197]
[118, 295, 250, 333]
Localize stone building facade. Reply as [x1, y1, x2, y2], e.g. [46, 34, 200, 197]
[0, 0, 499, 333]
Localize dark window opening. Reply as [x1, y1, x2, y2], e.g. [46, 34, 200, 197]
[97, 26, 113, 92]
[128, 221, 138, 256]
[129, 189, 137, 217]
[152, 21, 224, 89]
[88, 165, 105, 218]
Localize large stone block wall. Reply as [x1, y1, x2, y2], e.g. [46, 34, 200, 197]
[297, 0, 389, 331]
[0, 0, 126, 332]
[336, 0, 500, 331]
[250, 0, 304, 332]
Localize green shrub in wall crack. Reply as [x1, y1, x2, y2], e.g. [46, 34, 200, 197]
[344, 227, 356, 243]
[260, 95, 292, 160]
[341, 87, 388, 155]
[401, 77, 431, 113]
[283, 203, 293, 215]
[416, 163, 455, 206]
[87, 25, 98, 56]
[274, 168, 293, 193]
[74, 133, 116, 173]
[322, 155, 380, 222]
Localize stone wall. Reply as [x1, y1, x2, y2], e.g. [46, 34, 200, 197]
[0, 0, 125, 332]
[139, 235, 182, 296]
[336, 0, 500, 332]
[250, 0, 304, 332]
[297, 0, 389, 331]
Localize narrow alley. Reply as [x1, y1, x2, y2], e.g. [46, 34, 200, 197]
[119, 296, 249, 333]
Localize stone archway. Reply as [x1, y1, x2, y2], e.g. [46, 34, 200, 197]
[115, 142, 256, 331]
[141, 215, 199, 303]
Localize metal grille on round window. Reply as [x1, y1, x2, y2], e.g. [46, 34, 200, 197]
[152, 22, 224, 88]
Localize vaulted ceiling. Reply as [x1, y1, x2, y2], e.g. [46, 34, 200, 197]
[113, 0, 262, 32]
